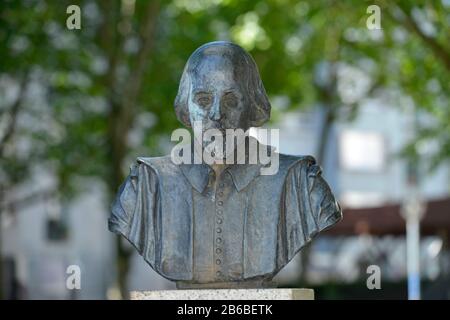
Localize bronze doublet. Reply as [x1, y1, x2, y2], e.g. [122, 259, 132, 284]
[109, 152, 342, 288]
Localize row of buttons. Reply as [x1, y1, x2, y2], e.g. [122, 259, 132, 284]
[215, 182, 225, 277]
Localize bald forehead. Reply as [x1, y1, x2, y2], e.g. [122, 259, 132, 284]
[194, 55, 234, 81]
[188, 44, 248, 75]
[189, 43, 247, 66]
[190, 54, 245, 92]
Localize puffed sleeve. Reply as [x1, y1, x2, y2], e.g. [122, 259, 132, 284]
[108, 163, 139, 235]
[307, 162, 342, 231]
[108, 160, 159, 268]
[278, 157, 342, 265]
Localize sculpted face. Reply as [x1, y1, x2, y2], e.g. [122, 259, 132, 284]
[187, 55, 251, 134]
[174, 41, 271, 162]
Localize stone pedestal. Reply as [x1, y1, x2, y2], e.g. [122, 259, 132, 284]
[131, 288, 314, 300]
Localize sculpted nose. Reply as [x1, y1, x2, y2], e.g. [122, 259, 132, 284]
[209, 99, 222, 121]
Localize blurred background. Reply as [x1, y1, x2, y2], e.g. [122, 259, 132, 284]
[0, 0, 449, 299]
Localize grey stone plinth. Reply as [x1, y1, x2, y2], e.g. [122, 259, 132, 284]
[130, 289, 314, 300]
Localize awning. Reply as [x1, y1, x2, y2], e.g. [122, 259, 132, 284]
[324, 197, 450, 236]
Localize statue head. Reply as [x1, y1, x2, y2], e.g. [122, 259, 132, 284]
[174, 41, 271, 133]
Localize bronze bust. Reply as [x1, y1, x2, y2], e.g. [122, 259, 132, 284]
[108, 41, 342, 289]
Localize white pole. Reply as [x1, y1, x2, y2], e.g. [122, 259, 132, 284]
[402, 191, 425, 300]
[406, 216, 420, 300]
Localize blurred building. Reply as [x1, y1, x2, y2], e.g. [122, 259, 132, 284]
[261, 99, 450, 287]
[1, 171, 117, 299]
[271, 101, 449, 206]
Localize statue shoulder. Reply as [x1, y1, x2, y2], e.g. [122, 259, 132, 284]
[135, 155, 179, 176]
[277, 153, 317, 175]
[136, 155, 175, 168]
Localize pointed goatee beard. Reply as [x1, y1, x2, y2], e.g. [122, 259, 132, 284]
[201, 129, 250, 163]
[203, 135, 228, 161]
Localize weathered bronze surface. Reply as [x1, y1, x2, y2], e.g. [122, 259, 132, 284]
[108, 41, 342, 289]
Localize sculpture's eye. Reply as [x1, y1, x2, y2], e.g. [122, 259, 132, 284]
[222, 92, 238, 109]
[195, 94, 212, 108]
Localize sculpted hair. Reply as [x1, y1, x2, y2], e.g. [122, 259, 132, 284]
[174, 41, 271, 128]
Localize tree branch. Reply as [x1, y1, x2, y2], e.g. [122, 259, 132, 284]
[0, 75, 28, 157]
[121, 0, 161, 121]
[107, 0, 161, 192]
[389, 4, 450, 72]
[98, 0, 121, 108]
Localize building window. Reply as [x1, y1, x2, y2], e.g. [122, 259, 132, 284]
[46, 218, 68, 241]
[339, 130, 385, 172]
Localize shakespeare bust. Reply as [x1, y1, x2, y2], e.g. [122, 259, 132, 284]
[108, 41, 342, 289]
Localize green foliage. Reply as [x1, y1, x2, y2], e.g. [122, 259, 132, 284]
[0, 0, 449, 199]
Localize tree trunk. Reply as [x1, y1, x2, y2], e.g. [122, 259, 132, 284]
[100, 0, 161, 299]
